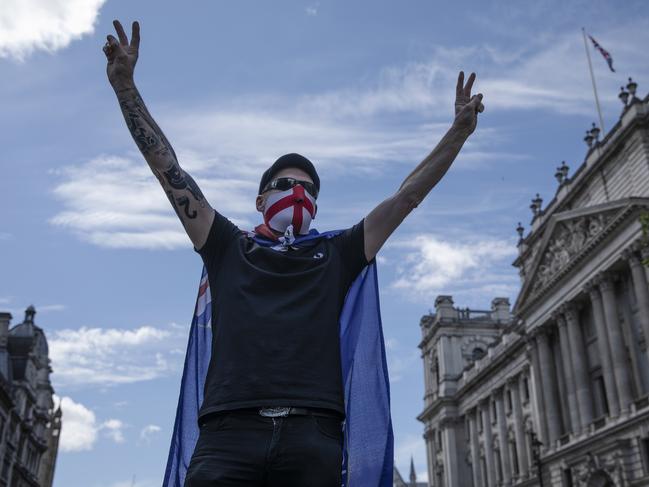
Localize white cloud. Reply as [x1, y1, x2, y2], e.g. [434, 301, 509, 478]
[139, 424, 162, 444]
[48, 324, 185, 387]
[0, 232, 12, 240]
[101, 419, 125, 443]
[0, 0, 107, 60]
[297, 20, 649, 119]
[35, 304, 67, 312]
[305, 3, 319, 16]
[49, 154, 255, 250]
[58, 396, 124, 452]
[389, 234, 518, 301]
[48, 19, 649, 250]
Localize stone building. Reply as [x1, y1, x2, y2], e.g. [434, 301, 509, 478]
[419, 80, 649, 486]
[0, 306, 61, 487]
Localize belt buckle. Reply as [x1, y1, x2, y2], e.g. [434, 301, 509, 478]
[259, 407, 291, 417]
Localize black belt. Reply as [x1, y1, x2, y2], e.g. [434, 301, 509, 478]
[257, 406, 341, 418]
[202, 406, 343, 425]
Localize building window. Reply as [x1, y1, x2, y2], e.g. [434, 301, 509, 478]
[437, 430, 443, 450]
[563, 467, 574, 487]
[642, 437, 649, 475]
[491, 399, 497, 424]
[593, 375, 609, 418]
[495, 448, 503, 483]
[510, 439, 519, 476]
[478, 410, 484, 432]
[523, 377, 530, 403]
[480, 457, 488, 486]
[472, 347, 486, 361]
[1, 456, 9, 481]
[506, 389, 513, 413]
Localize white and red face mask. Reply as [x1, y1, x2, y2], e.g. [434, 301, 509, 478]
[263, 184, 316, 235]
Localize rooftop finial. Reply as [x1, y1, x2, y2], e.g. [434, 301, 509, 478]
[619, 85, 629, 106]
[589, 122, 601, 142]
[516, 221, 524, 242]
[554, 161, 569, 185]
[627, 77, 638, 98]
[530, 193, 543, 218]
[24, 305, 36, 324]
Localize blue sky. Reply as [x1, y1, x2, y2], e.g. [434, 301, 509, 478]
[2, 1, 649, 485]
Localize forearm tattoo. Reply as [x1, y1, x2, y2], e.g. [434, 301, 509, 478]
[118, 89, 205, 221]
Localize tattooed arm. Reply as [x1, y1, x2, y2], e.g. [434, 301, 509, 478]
[103, 20, 214, 249]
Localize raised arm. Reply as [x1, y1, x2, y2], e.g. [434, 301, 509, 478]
[363, 71, 484, 261]
[103, 20, 214, 250]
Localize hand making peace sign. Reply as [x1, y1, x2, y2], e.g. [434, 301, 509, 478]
[454, 71, 484, 136]
[103, 20, 140, 89]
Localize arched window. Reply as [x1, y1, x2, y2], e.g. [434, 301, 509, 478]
[472, 348, 486, 361]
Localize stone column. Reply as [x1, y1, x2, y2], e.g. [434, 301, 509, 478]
[469, 409, 483, 487]
[554, 312, 580, 434]
[481, 401, 497, 487]
[640, 246, 649, 288]
[625, 246, 649, 361]
[423, 351, 433, 408]
[527, 338, 548, 444]
[495, 388, 512, 485]
[563, 302, 594, 430]
[536, 329, 561, 446]
[441, 420, 460, 487]
[424, 427, 436, 487]
[510, 375, 529, 478]
[584, 279, 619, 417]
[598, 272, 634, 412]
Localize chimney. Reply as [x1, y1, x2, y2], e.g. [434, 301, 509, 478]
[491, 297, 511, 324]
[434, 295, 457, 321]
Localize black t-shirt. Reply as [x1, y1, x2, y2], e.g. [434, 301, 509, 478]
[194, 210, 368, 420]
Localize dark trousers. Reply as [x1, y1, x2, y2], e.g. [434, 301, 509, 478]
[184, 410, 344, 487]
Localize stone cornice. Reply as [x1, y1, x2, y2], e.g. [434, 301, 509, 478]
[514, 99, 649, 260]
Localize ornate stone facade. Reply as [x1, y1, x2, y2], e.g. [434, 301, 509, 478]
[419, 84, 649, 486]
[0, 307, 61, 487]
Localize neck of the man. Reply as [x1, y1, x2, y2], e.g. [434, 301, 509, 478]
[254, 223, 282, 240]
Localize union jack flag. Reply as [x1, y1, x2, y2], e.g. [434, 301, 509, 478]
[589, 34, 615, 72]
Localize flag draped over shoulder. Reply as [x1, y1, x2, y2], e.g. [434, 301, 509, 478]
[162, 230, 394, 487]
[588, 34, 615, 72]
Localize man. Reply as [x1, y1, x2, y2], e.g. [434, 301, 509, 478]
[103, 19, 483, 487]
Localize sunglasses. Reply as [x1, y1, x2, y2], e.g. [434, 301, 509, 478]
[262, 177, 319, 199]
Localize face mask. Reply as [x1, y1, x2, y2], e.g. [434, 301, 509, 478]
[263, 184, 316, 235]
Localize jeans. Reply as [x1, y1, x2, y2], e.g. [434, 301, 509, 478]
[184, 410, 344, 487]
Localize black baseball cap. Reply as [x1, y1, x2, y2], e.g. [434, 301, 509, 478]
[258, 153, 320, 196]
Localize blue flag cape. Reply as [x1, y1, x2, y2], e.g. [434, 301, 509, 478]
[162, 229, 393, 487]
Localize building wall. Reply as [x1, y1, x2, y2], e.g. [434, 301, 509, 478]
[0, 308, 61, 487]
[419, 89, 649, 486]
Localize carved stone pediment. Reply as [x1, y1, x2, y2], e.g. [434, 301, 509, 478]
[531, 212, 612, 293]
[514, 198, 649, 314]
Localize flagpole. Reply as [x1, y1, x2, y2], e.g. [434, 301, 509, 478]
[582, 27, 606, 133]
